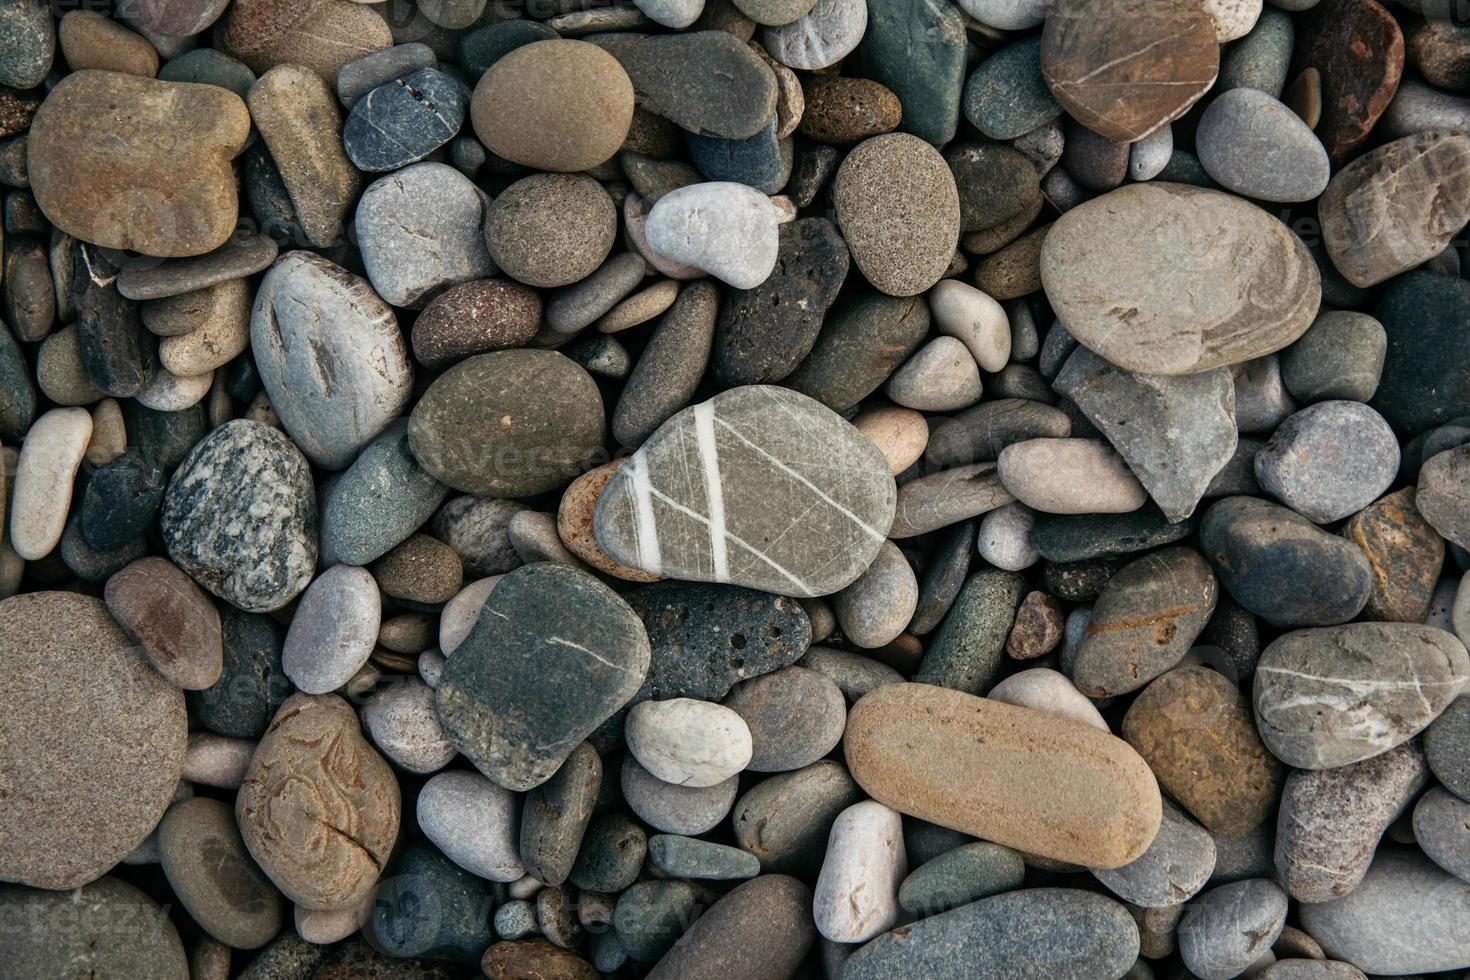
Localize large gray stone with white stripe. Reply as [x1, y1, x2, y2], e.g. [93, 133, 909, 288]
[593, 386, 897, 597]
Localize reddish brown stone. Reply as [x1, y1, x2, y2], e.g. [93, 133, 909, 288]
[410, 279, 542, 369]
[482, 939, 598, 980]
[1040, 0, 1218, 143]
[1006, 590, 1064, 660]
[1291, 0, 1404, 164]
[104, 557, 224, 691]
[1284, 68, 1322, 129]
[1340, 487, 1444, 622]
[1409, 19, 1470, 92]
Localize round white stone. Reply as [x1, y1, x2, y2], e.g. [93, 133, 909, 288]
[625, 698, 754, 788]
[634, 0, 704, 27]
[645, 183, 780, 289]
[763, 0, 867, 70]
[977, 502, 1039, 571]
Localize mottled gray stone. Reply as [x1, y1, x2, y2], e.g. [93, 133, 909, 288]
[799, 646, 903, 701]
[897, 842, 1025, 917]
[722, 665, 845, 772]
[621, 754, 738, 836]
[1415, 785, 1470, 882]
[1254, 401, 1399, 524]
[1055, 346, 1237, 523]
[1092, 800, 1216, 907]
[1178, 879, 1287, 980]
[430, 496, 526, 578]
[545, 251, 646, 337]
[647, 834, 760, 879]
[963, 37, 1061, 142]
[1279, 311, 1386, 404]
[612, 281, 718, 448]
[161, 420, 317, 612]
[1196, 88, 1330, 202]
[0, 0, 53, 90]
[1426, 695, 1470, 799]
[595, 385, 896, 597]
[915, 568, 1024, 694]
[784, 290, 929, 412]
[0, 877, 187, 980]
[1254, 623, 1470, 769]
[1232, 354, 1296, 433]
[615, 31, 777, 139]
[251, 252, 413, 469]
[1419, 444, 1470, 550]
[1275, 740, 1429, 901]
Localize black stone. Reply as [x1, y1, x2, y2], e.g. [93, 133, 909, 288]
[910, 519, 975, 636]
[79, 449, 164, 552]
[121, 401, 206, 471]
[187, 606, 291, 738]
[789, 140, 840, 209]
[71, 243, 154, 397]
[1372, 270, 1470, 435]
[0, 319, 34, 441]
[343, 68, 468, 173]
[457, 19, 558, 80]
[1030, 506, 1195, 563]
[1042, 557, 1123, 602]
[568, 812, 647, 893]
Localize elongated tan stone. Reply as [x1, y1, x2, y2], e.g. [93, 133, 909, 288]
[843, 683, 1162, 868]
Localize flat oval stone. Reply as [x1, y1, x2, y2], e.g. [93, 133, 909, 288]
[1298, 848, 1470, 975]
[647, 834, 760, 880]
[1320, 132, 1470, 288]
[1420, 445, 1470, 550]
[1041, 0, 1218, 142]
[105, 557, 224, 691]
[623, 754, 739, 836]
[0, 877, 187, 978]
[417, 769, 524, 882]
[784, 290, 929, 412]
[343, 68, 466, 172]
[1123, 665, 1284, 837]
[251, 251, 412, 469]
[0, 592, 188, 889]
[964, 37, 1061, 141]
[1073, 548, 1218, 697]
[732, 760, 862, 874]
[845, 683, 1161, 868]
[1275, 740, 1428, 902]
[997, 438, 1147, 515]
[158, 796, 284, 950]
[281, 565, 380, 694]
[161, 420, 317, 613]
[645, 182, 779, 289]
[833, 540, 917, 648]
[28, 71, 250, 257]
[616, 31, 777, 139]
[1092, 799, 1215, 907]
[897, 841, 1025, 916]
[813, 800, 906, 943]
[626, 698, 752, 788]
[472, 39, 633, 173]
[643, 875, 814, 980]
[1254, 622, 1469, 769]
[436, 562, 650, 791]
[1041, 183, 1319, 376]
[833, 134, 959, 298]
[236, 693, 399, 911]
[409, 350, 604, 498]
[322, 420, 449, 567]
[9, 406, 91, 560]
[594, 385, 896, 597]
[1196, 88, 1330, 202]
[1179, 879, 1287, 980]
[858, 0, 965, 145]
[723, 665, 846, 772]
[842, 888, 1138, 979]
[356, 162, 495, 310]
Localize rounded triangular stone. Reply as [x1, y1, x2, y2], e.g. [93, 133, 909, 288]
[593, 386, 896, 597]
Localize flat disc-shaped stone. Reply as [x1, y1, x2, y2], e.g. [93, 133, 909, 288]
[593, 385, 897, 597]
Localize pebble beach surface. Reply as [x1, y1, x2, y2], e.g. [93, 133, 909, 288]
[1, 0, 1469, 978]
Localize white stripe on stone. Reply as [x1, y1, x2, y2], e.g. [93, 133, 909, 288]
[629, 454, 663, 576]
[693, 401, 730, 581]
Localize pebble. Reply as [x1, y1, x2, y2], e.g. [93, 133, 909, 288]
[1092, 799, 1215, 907]
[596, 280, 679, 334]
[784, 291, 929, 411]
[9, 406, 91, 560]
[0, 592, 187, 889]
[416, 769, 525, 882]
[558, 460, 662, 581]
[800, 646, 903, 701]
[859, 0, 966, 145]
[342, 67, 465, 173]
[1321, 132, 1470, 288]
[118, 234, 277, 302]
[1341, 487, 1444, 622]
[1055, 346, 1237, 523]
[362, 677, 456, 774]
[408, 350, 604, 497]
[842, 888, 1139, 979]
[1005, 589, 1063, 659]
[434, 497, 526, 579]
[976, 502, 1038, 571]
[336, 43, 437, 108]
[596, 386, 895, 596]
[642, 875, 813, 980]
[644, 181, 778, 289]
[1071, 548, 1217, 697]
[763, 0, 866, 70]
[29, 72, 249, 257]
[0, 877, 188, 978]
[833, 540, 918, 648]
[1280, 310, 1387, 405]
[897, 841, 1024, 916]
[1256, 402, 1399, 523]
[1253, 622, 1469, 769]
[1415, 785, 1470, 881]
[372, 841, 494, 965]
[722, 665, 845, 771]
[732, 759, 861, 874]
[613, 879, 700, 962]
[915, 568, 1023, 693]
[852, 406, 928, 475]
[1203, 0, 1262, 41]
[1419, 445, 1470, 550]
[569, 813, 647, 893]
[798, 76, 899, 143]
[1220, 7, 1293, 96]
[612, 280, 718, 446]
[236, 694, 398, 912]
[1123, 665, 1283, 837]
[1128, 127, 1173, 182]
[152, 283, 252, 378]
[487, 173, 616, 288]
[963, 37, 1060, 141]
[987, 667, 1108, 731]
[436, 562, 649, 791]
[622, 754, 739, 836]
[927, 398, 1071, 467]
[1200, 495, 1374, 627]
[520, 742, 601, 885]
[1298, 848, 1470, 975]
[997, 438, 1147, 515]
[1373, 270, 1470, 434]
[322, 420, 449, 567]
[1041, 183, 1319, 375]
[188, 608, 289, 738]
[0, 0, 53, 89]
[158, 796, 284, 950]
[626, 698, 752, 787]
[1275, 741, 1428, 901]
[647, 834, 760, 880]
[105, 557, 223, 691]
[846, 683, 1161, 868]
[929, 280, 1010, 372]
[472, 40, 633, 173]
[181, 732, 253, 789]
[617, 31, 776, 139]
[1292, 0, 1405, 163]
[884, 337, 982, 412]
[281, 564, 379, 694]
[1178, 879, 1288, 980]
[813, 800, 906, 943]
[1196, 88, 1329, 202]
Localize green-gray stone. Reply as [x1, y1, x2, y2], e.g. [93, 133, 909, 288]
[647, 834, 762, 880]
[859, 0, 967, 145]
[1219, 8, 1294, 97]
[568, 812, 646, 893]
[1155, 150, 1216, 188]
[158, 49, 256, 97]
[785, 290, 930, 412]
[898, 842, 1026, 917]
[520, 741, 602, 887]
[122, 400, 206, 471]
[371, 842, 495, 966]
[0, 320, 35, 441]
[613, 879, 702, 962]
[321, 419, 449, 566]
[732, 760, 862, 875]
[916, 569, 1025, 694]
[962, 37, 1061, 141]
[457, 19, 558, 79]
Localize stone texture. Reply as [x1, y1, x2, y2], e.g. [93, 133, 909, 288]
[417, 769, 524, 883]
[1253, 622, 1470, 769]
[322, 419, 449, 568]
[1041, 183, 1319, 376]
[1419, 444, 1470, 550]
[1371, 271, 1470, 435]
[1254, 401, 1399, 523]
[105, 557, 223, 691]
[1280, 310, 1386, 404]
[1092, 800, 1216, 907]
[158, 796, 284, 950]
[644, 182, 779, 289]
[487, 173, 616, 289]
[0, 877, 187, 979]
[1341, 488, 1444, 621]
[1291, 0, 1404, 164]
[763, 0, 866, 71]
[997, 438, 1147, 515]
[643, 875, 814, 980]
[218, 0, 391, 81]
[858, 0, 966, 145]
[0, 592, 187, 889]
[784, 290, 929, 412]
[732, 760, 861, 875]
[342, 68, 465, 173]
[1196, 88, 1330, 202]
[615, 31, 777, 139]
[1178, 879, 1288, 980]
[519, 742, 600, 885]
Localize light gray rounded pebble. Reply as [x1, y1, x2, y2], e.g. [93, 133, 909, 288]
[1254, 401, 1399, 523]
[832, 541, 917, 649]
[1196, 88, 1330, 203]
[281, 565, 380, 695]
[620, 753, 738, 836]
[1178, 879, 1288, 980]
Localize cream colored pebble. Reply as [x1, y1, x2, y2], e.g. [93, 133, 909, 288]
[11, 407, 92, 560]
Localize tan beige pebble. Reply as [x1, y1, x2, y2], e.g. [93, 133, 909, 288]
[181, 731, 255, 789]
[248, 65, 361, 248]
[85, 398, 127, 468]
[997, 438, 1147, 514]
[294, 894, 372, 944]
[36, 324, 107, 406]
[557, 459, 663, 582]
[853, 406, 927, 475]
[218, 0, 392, 82]
[236, 693, 400, 912]
[751, 40, 804, 138]
[154, 279, 251, 375]
[379, 613, 434, 654]
[104, 556, 223, 690]
[189, 936, 231, 980]
[439, 575, 501, 655]
[844, 682, 1162, 868]
[10, 407, 92, 560]
[596, 279, 680, 333]
[59, 12, 160, 77]
[136, 366, 213, 412]
[372, 533, 464, 605]
[771, 194, 798, 223]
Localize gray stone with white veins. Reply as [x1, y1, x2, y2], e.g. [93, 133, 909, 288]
[161, 420, 317, 613]
[1253, 623, 1470, 770]
[250, 252, 414, 470]
[342, 68, 467, 173]
[593, 385, 897, 597]
[1091, 799, 1216, 907]
[1054, 346, 1237, 523]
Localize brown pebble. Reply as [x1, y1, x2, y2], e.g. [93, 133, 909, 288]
[557, 459, 661, 582]
[798, 76, 901, 144]
[1290, 0, 1404, 164]
[1122, 664, 1284, 838]
[482, 939, 599, 980]
[0, 86, 41, 139]
[1340, 487, 1444, 623]
[372, 533, 464, 606]
[105, 557, 224, 691]
[975, 223, 1050, 300]
[1006, 590, 1064, 660]
[596, 279, 679, 333]
[153, 279, 252, 376]
[411, 279, 542, 369]
[1284, 67, 1323, 129]
[1274, 924, 1327, 960]
[852, 405, 927, 475]
[378, 613, 434, 654]
[218, 0, 392, 81]
[1408, 19, 1470, 92]
[59, 11, 160, 77]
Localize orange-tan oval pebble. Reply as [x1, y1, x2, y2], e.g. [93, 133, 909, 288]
[843, 682, 1162, 868]
[852, 406, 928, 475]
[558, 459, 661, 582]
